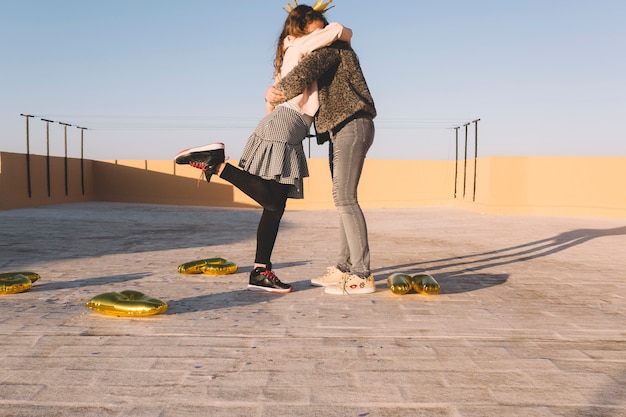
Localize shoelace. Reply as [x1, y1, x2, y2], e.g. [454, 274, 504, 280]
[189, 161, 208, 186]
[260, 269, 281, 283]
[337, 274, 355, 294]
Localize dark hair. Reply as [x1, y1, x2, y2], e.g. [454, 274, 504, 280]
[274, 5, 328, 79]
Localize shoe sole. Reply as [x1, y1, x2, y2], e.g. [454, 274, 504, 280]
[324, 286, 376, 295]
[175, 143, 225, 164]
[247, 284, 293, 294]
[310, 280, 341, 287]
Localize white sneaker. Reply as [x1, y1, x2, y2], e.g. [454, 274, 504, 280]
[324, 274, 376, 295]
[311, 266, 346, 287]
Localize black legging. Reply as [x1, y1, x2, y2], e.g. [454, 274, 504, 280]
[219, 163, 292, 269]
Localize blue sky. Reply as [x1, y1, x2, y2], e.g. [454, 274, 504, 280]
[1, 0, 624, 161]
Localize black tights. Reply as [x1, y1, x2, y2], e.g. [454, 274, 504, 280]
[219, 163, 292, 268]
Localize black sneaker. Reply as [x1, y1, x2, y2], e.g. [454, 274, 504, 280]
[247, 267, 293, 294]
[175, 142, 224, 164]
[175, 143, 225, 183]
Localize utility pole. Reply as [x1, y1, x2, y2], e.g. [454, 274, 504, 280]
[77, 126, 87, 195]
[59, 122, 72, 196]
[472, 119, 481, 202]
[453, 126, 460, 198]
[41, 118, 54, 197]
[463, 122, 470, 198]
[20, 114, 35, 197]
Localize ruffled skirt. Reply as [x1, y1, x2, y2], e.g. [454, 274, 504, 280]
[238, 105, 310, 199]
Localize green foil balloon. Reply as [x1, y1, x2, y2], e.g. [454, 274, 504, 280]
[387, 273, 413, 295]
[412, 273, 441, 295]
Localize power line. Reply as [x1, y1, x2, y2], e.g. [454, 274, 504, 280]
[31, 114, 477, 131]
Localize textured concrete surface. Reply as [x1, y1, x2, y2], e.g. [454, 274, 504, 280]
[1, 202, 625, 417]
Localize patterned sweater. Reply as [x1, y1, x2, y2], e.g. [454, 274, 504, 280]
[275, 41, 376, 139]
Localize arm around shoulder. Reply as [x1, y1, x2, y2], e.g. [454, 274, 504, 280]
[295, 22, 352, 55]
[276, 46, 341, 101]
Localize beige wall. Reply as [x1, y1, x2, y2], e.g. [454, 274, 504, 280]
[2, 151, 626, 218]
[462, 156, 626, 218]
[0, 152, 94, 210]
[90, 157, 456, 211]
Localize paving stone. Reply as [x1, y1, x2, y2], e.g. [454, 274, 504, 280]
[1, 203, 625, 416]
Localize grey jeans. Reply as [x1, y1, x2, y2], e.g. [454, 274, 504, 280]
[329, 116, 375, 278]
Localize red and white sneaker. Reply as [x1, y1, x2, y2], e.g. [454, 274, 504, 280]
[324, 274, 376, 295]
[310, 266, 347, 287]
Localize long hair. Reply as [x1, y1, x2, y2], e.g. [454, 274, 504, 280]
[274, 5, 328, 79]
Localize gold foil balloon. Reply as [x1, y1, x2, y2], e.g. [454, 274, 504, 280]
[387, 273, 413, 295]
[412, 273, 441, 295]
[0, 273, 33, 294]
[178, 257, 238, 275]
[0, 271, 40, 283]
[86, 290, 168, 317]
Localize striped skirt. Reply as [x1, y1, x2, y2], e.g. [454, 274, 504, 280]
[238, 105, 310, 199]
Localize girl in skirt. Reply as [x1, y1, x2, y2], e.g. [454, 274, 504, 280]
[175, 3, 351, 293]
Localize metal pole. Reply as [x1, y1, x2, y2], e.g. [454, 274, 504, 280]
[77, 126, 87, 195]
[20, 114, 35, 197]
[59, 122, 72, 196]
[41, 118, 54, 197]
[472, 119, 481, 202]
[453, 126, 460, 198]
[463, 122, 470, 198]
[305, 133, 315, 159]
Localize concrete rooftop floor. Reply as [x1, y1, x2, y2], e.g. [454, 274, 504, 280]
[1, 202, 625, 417]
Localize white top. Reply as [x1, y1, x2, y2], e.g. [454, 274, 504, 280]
[276, 22, 352, 126]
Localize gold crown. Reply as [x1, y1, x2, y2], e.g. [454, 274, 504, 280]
[283, 0, 335, 13]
